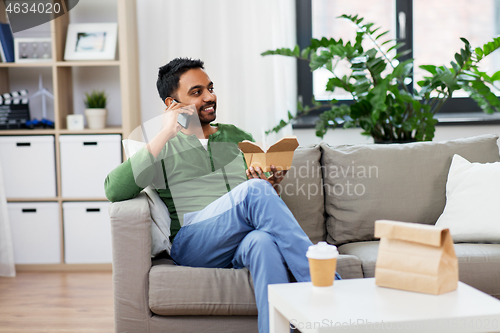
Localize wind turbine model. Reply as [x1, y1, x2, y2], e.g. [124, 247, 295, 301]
[28, 74, 55, 128]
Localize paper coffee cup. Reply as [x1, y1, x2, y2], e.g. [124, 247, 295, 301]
[306, 242, 339, 287]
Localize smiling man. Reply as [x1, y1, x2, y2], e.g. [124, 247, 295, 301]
[104, 58, 329, 333]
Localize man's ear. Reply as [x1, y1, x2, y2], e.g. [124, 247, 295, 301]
[165, 97, 174, 106]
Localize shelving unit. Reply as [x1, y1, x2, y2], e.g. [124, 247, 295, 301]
[0, 0, 141, 271]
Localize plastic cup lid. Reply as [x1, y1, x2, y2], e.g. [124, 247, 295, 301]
[306, 241, 339, 259]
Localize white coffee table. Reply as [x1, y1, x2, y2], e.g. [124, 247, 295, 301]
[269, 278, 500, 333]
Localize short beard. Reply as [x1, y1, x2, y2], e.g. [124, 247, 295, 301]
[198, 102, 216, 124]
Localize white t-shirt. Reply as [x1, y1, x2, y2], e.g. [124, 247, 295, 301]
[199, 139, 209, 151]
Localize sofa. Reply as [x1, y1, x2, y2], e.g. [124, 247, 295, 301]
[109, 134, 500, 333]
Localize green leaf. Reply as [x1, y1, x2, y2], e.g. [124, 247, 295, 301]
[300, 48, 310, 59]
[326, 77, 345, 92]
[457, 74, 476, 81]
[491, 72, 500, 82]
[394, 49, 411, 59]
[375, 30, 390, 40]
[461, 48, 469, 63]
[350, 100, 372, 119]
[261, 47, 299, 58]
[84, 90, 107, 108]
[475, 47, 483, 58]
[460, 37, 470, 45]
[386, 42, 405, 53]
[450, 61, 460, 73]
[454, 53, 463, 66]
[419, 65, 437, 75]
[370, 27, 381, 36]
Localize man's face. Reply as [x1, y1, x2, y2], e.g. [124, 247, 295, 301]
[175, 68, 216, 124]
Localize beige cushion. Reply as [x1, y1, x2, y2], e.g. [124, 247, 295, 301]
[149, 263, 257, 316]
[336, 254, 364, 279]
[148, 254, 362, 316]
[338, 241, 380, 278]
[454, 244, 500, 299]
[321, 135, 500, 246]
[280, 145, 326, 244]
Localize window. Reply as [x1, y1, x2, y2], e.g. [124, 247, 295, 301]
[311, 0, 396, 101]
[295, 0, 500, 124]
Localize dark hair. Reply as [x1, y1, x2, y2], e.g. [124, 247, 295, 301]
[156, 58, 204, 103]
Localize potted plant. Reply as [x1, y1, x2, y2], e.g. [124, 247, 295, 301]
[84, 90, 108, 129]
[262, 14, 500, 142]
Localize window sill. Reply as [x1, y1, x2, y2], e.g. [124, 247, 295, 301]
[292, 112, 500, 129]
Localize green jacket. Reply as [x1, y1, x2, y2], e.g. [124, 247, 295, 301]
[105, 123, 254, 241]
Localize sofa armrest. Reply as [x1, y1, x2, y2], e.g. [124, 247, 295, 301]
[109, 192, 152, 332]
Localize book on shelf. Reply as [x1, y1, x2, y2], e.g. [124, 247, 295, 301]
[0, 37, 6, 62]
[0, 23, 14, 62]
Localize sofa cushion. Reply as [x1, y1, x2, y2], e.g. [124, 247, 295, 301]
[454, 244, 500, 299]
[280, 145, 326, 244]
[321, 134, 500, 246]
[338, 241, 380, 278]
[149, 263, 257, 316]
[338, 241, 500, 299]
[336, 254, 364, 279]
[149, 254, 362, 316]
[436, 154, 500, 243]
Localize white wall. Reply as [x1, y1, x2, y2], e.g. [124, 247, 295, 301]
[134, 0, 297, 145]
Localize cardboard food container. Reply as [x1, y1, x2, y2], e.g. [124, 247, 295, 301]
[374, 220, 458, 295]
[238, 136, 299, 172]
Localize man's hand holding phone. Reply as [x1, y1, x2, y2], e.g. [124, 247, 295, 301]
[145, 100, 195, 158]
[162, 99, 195, 139]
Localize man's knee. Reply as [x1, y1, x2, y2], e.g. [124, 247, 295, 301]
[242, 231, 277, 253]
[246, 179, 276, 198]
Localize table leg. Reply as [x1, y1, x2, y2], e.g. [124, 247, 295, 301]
[269, 303, 290, 333]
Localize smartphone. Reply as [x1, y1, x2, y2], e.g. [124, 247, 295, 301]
[172, 99, 191, 129]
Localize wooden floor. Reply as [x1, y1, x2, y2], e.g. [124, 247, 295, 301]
[0, 272, 114, 333]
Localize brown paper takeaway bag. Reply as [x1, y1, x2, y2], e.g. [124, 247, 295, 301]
[374, 220, 458, 295]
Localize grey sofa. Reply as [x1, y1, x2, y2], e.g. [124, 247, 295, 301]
[109, 134, 500, 333]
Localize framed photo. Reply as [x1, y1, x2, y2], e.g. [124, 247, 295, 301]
[64, 23, 118, 61]
[14, 38, 52, 63]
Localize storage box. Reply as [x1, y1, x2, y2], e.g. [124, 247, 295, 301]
[63, 201, 112, 264]
[59, 135, 122, 198]
[0, 136, 56, 198]
[8, 202, 60, 264]
[238, 136, 299, 172]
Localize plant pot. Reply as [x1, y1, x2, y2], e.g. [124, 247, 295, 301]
[84, 108, 107, 129]
[374, 138, 417, 144]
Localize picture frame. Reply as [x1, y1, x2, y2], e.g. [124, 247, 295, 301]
[14, 38, 52, 63]
[64, 23, 118, 61]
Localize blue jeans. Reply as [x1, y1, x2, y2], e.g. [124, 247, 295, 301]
[170, 179, 340, 333]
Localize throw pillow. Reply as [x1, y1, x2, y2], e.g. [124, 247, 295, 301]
[122, 139, 172, 257]
[435, 154, 500, 243]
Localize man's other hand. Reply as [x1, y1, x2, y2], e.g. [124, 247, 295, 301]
[246, 165, 288, 194]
